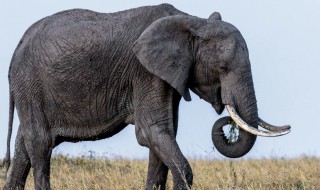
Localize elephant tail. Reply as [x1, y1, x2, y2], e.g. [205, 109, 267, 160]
[2, 91, 14, 179]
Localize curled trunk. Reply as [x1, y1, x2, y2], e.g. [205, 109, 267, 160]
[212, 75, 290, 157]
[212, 116, 257, 158]
[213, 70, 259, 158]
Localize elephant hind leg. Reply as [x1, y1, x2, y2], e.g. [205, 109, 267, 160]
[3, 126, 31, 190]
[24, 127, 53, 190]
[20, 105, 55, 190]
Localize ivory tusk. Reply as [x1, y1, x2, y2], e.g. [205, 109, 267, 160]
[226, 105, 291, 137]
[258, 118, 291, 132]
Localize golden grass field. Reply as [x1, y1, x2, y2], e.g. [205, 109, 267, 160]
[1, 156, 319, 190]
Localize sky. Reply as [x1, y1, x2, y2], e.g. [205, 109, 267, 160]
[0, 0, 320, 160]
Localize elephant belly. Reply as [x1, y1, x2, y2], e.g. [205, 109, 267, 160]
[11, 62, 134, 141]
[53, 113, 130, 143]
[43, 76, 134, 139]
[44, 88, 133, 141]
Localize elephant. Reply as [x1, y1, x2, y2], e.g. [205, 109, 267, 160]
[1, 3, 291, 190]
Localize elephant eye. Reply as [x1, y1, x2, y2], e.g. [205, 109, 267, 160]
[218, 62, 228, 73]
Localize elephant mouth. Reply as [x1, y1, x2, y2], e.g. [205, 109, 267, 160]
[212, 86, 224, 114]
[190, 86, 225, 114]
[225, 105, 291, 137]
[212, 103, 224, 115]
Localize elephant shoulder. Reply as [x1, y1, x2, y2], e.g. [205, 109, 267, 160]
[152, 3, 187, 16]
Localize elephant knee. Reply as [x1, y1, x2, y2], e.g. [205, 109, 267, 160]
[135, 127, 149, 147]
[136, 135, 148, 147]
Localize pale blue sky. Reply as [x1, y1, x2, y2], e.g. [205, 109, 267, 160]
[1, 0, 319, 159]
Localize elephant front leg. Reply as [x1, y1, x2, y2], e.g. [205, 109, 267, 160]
[134, 79, 190, 189]
[136, 114, 192, 190]
[146, 151, 169, 190]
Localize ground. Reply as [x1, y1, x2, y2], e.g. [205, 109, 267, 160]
[1, 155, 319, 189]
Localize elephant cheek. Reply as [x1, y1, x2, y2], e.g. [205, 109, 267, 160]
[221, 87, 234, 107]
[191, 86, 224, 114]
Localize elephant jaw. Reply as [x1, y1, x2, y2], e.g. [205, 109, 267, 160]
[212, 102, 224, 115]
[190, 86, 224, 114]
[226, 105, 291, 137]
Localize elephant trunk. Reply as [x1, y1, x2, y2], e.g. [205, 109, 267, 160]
[222, 67, 259, 130]
[225, 70, 290, 137]
[222, 66, 291, 137]
[231, 74, 258, 154]
[214, 69, 259, 157]
[213, 67, 291, 158]
[232, 75, 258, 128]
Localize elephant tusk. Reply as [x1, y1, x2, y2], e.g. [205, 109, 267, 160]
[226, 105, 291, 137]
[258, 118, 291, 132]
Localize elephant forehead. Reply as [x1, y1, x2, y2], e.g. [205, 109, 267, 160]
[215, 37, 237, 61]
[199, 36, 237, 63]
[199, 20, 239, 38]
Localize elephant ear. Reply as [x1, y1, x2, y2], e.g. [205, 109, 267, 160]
[133, 15, 203, 101]
[208, 12, 222, 22]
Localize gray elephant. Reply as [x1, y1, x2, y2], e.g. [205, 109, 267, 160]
[1, 4, 290, 190]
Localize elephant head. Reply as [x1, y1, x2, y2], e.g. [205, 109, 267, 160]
[133, 12, 290, 158]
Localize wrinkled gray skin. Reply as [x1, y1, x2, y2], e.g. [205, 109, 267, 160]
[2, 4, 258, 190]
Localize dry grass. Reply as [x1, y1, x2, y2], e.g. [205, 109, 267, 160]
[1, 156, 319, 189]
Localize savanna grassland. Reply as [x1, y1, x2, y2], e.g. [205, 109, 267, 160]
[1, 156, 319, 190]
